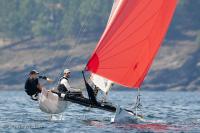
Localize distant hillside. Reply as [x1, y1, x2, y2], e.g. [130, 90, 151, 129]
[0, 0, 200, 91]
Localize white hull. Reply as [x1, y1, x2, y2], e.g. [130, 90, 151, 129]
[38, 88, 69, 114]
[111, 106, 144, 123]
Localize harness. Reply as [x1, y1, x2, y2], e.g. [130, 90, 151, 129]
[59, 77, 68, 83]
[57, 77, 69, 93]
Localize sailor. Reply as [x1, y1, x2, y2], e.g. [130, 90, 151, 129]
[56, 69, 82, 94]
[25, 70, 53, 100]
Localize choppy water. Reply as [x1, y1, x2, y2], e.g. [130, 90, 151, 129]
[0, 90, 199, 133]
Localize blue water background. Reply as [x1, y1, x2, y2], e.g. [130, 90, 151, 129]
[0, 90, 199, 133]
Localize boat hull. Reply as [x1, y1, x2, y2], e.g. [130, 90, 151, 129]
[64, 93, 116, 112]
[39, 88, 69, 114]
[111, 106, 144, 123]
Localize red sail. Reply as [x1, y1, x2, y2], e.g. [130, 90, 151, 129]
[86, 0, 178, 88]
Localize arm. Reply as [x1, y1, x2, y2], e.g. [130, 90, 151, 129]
[35, 79, 42, 92]
[39, 76, 47, 80]
[50, 88, 58, 93]
[37, 83, 42, 92]
[39, 76, 53, 83]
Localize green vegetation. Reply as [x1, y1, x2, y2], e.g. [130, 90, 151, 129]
[0, 0, 112, 39]
[0, 0, 199, 40]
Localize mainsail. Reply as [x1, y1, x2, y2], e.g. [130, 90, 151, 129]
[86, 0, 178, 88]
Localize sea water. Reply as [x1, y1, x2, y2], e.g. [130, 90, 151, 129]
[0, 90, 199, 133]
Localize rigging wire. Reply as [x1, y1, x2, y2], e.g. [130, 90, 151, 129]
[38, 0, 95, 84]
[133, 88, 143, 117]
[25, 1, 93, 88]
[42, 2, 83, 75]
[53, 0, 98, 85]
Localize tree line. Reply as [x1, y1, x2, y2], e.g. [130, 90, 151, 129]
[0, 0, 199, 40]
[0, 0, 112, 39]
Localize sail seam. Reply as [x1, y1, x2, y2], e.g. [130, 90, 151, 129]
[86, 0, 177, 88]
[135, 1, 166, 87]
[98, 3, 163, 60]
[95, 0, 129, 53]
[99, 9, 161, 62]
[97, 0, 152, 56]
[113, 1, 165, 87]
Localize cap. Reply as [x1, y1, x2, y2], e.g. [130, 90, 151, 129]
[64, 69, 70, 74]
[29, 70, 39, 75]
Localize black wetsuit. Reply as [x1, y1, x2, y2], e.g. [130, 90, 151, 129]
[25, 76, 47, 96]
[25, 78, 40, 96]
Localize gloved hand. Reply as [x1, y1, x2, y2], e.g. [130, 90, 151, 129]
[39, 76, 53, 83]
[39, 76, 47, 79]
[46, 78, 54, 83]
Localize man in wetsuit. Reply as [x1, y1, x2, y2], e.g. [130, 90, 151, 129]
[25, 70, 53, 100]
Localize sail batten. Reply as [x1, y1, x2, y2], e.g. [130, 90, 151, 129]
[86, 0, 177, 88]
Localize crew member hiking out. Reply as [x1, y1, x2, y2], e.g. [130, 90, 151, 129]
[25, 70, 53, 100]
[51, 69, 82, 97]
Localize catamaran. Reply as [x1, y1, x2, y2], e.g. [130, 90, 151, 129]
[38, 0, 178, 122]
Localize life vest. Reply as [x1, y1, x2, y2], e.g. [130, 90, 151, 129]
[57, 77, 69, 93]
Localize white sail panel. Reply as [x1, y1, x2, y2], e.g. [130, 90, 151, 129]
[93, 0, 123, 52]
[107, 0, 122, 27]
[90, 73, 113, 93]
